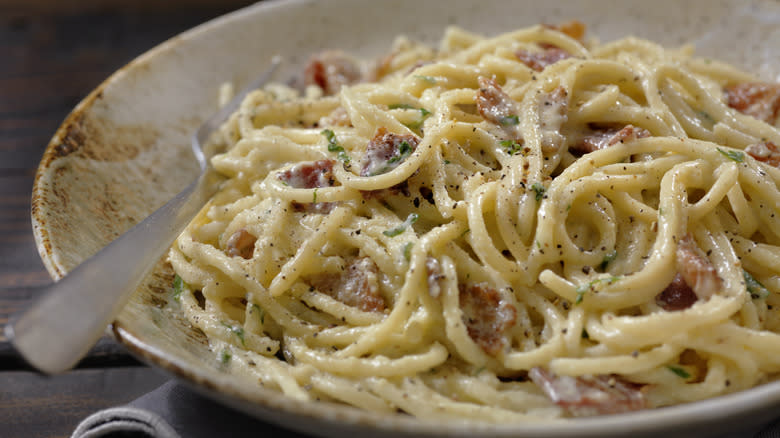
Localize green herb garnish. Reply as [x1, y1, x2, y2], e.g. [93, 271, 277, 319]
[500, 139, 524, 155]
[500, 115, 520, 126]
[600, 250, 618, 270]
[744, 270, 770, 299]
[403, 242, 413, 262]
[716, 147, 744, 163]
[370, 141, 414, 175]
[414, 75, 437, 84]
[531, 182, 546, 201]
[474, 366, 486, 375]
[389, 103, 416, 110]
[251, 304, 266, 324]
[575, 276, 621, 304]
[322, 129, 351, 163]
[172, 274, 186, 302]
[313, 188, 318, 203]
[698, 110, 715, 127]
[221, 321, 245, 346]
[667, 365, 691, 379]
[219, 349, 232, 364]
[390, 104, 431, 130]
[581, 329, 590, 339]
[383, 213, 419, 237]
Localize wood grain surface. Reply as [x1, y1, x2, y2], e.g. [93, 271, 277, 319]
[0, 2, 255, 437]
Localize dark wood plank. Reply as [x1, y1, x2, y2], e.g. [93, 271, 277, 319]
[0, 3, 256, 170]
[0, 367, 169, 438]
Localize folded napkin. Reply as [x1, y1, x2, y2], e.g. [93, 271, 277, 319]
[71, 380, 302, 438]
[72, 380, 780, 438]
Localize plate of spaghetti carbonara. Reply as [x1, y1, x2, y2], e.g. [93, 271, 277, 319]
[32, 0, 780, 436]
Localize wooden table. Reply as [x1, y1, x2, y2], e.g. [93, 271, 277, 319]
[0, 3, 254, 436]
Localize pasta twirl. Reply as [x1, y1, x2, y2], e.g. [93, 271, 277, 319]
[169, 23, 780, 421]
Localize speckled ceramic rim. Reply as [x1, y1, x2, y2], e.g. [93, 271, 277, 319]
[32, 0, 780, 436]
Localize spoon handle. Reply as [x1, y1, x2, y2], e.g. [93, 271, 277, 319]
[7, 172, 215, 374]
[6, 58, 280, 374]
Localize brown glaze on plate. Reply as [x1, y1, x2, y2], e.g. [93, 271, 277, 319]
[31, 0, 780, 436]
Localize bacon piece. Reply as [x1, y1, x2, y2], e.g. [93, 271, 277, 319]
[724, 82, 780, 124]
[655, 273, 698, 311]
[426, 257, 444, 298]
[459, 283, 516, 355]
[539, 86, 569, 153]
[543, 20, 587, 42]
[307, 257, 385, 312]
[278, 160, 336, 213]
[676, 234, 722, 300]
[516, 47, 572, 72]
[226, 228, 257, 259]
[278, 159, 335, 189]
[571, 124, 651, 154]
[304, 50, 363, 96]
[529, 368, 646, 417]
[745, 141, 780, 167]
[360, 127, 420, 176]
[476, 76, 519, 126]
[319, 107, 352, 128]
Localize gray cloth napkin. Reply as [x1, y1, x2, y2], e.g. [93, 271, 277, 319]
[72, 380, 780, 438]
[71, 380, 303, 438]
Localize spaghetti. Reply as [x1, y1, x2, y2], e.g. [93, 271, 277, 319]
[169, 22, 780, 420]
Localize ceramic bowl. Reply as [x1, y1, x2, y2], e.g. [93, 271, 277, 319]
[31, 0, 780, 436]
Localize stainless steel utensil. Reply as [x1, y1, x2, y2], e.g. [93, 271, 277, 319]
[5, 58, 281, 374]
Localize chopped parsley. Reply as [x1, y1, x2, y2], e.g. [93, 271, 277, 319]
[251, 304, 266, 324]
[370, 141, 414, 175]
[581, 329, 590, 339]
[473, 365, 486, 375]
[500, 115, 519, 126]
[219, 349, 232, 364]
[321, 129, 351, 163]
[221, 321, 245, 346]
[312, 188, 318, 203]
[531, 182, 546, 201]
[403, 242, 414, 262]
[666, 365, 691, 379]
[172, 274, 186, 302]
[389, 103, 431, 130]
[600, 250, 618, 270]
[383, 213, 419, 237]
[443, 159, 451, 164]
[388, 103, 416, 110]
[499, 139, 524, 155]
[575, 275, 621, 304]
[716, 147, 744, 163]
[744, 270, 770, 299]
[698, 110, 715, 127]
[413, 75, 437, 84]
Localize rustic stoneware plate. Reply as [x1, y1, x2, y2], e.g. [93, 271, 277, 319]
[31, 0, 780, 436]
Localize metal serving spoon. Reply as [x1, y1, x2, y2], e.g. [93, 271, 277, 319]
[5, 58, 281, 375]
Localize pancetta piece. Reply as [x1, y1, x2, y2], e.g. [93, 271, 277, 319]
[278, 160, 336, 213]
[459, 283, 517, 355]
[529, 367, 646, 417]
[571, 124, 651, 154]
[307, 257, 385, 312]
[360, 127, 420, 176]
[226, 228, 257, 259]
[724, 82, 780, 124]
[745, 141, 780, 167]
[655, 273, 698, 311]
[304, 50, 363, 95]
[675, 234, 722, 300]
